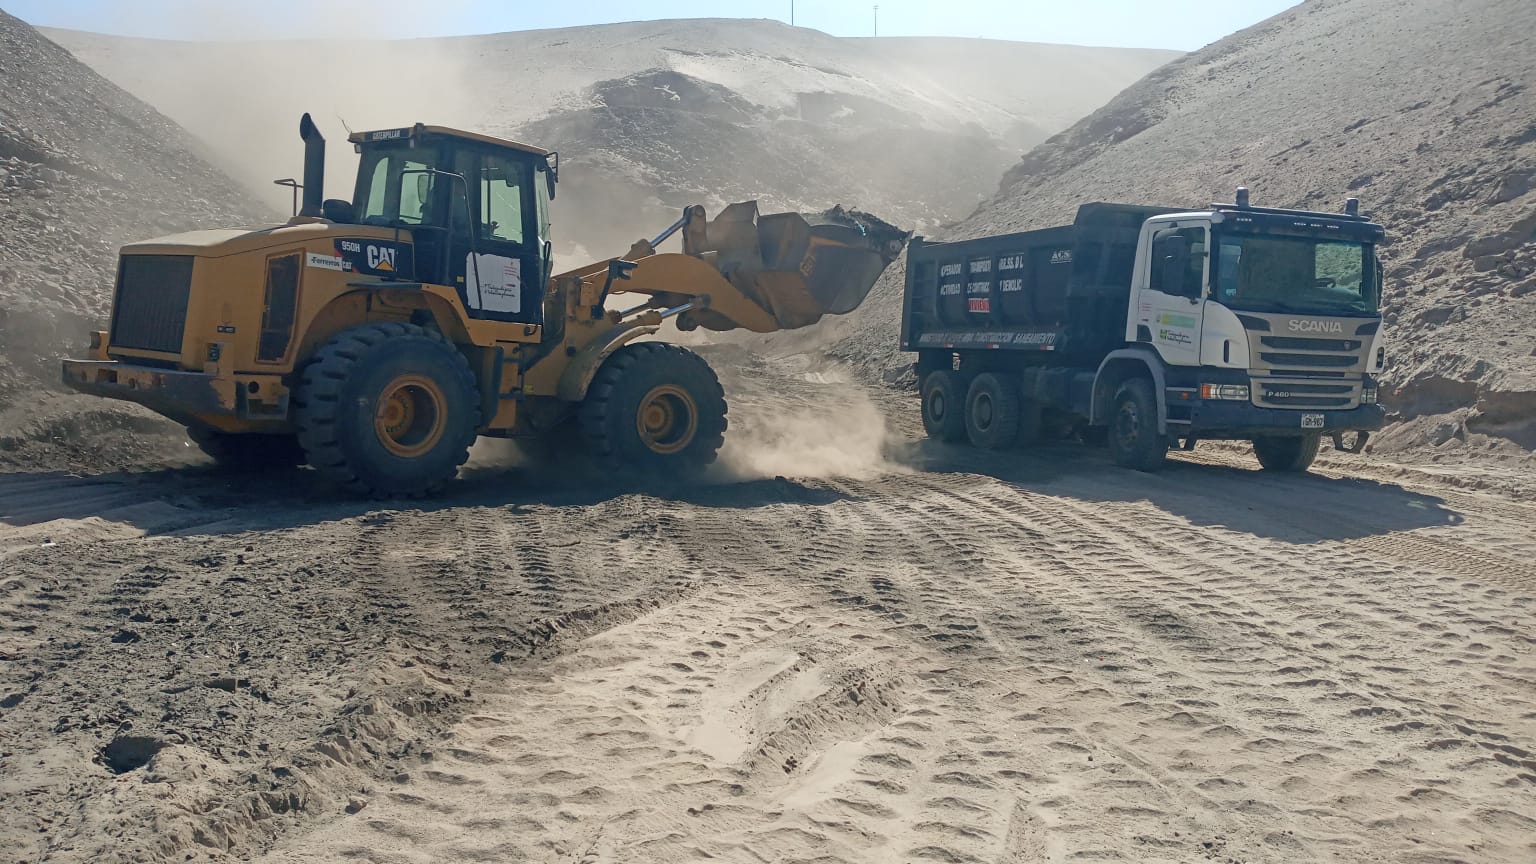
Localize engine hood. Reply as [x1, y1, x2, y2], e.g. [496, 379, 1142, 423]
[120, 222, 406, 259]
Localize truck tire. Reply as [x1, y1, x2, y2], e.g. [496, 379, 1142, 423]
[187, 427, 305, 471]
[1252, 433, 1321, 473]
[579, 342, 726, 478]
[920, 370, 967, 443]
[964, 373, 1021, 449]
[1108, 378, 1167, 472]
[295, 322, 480, 497]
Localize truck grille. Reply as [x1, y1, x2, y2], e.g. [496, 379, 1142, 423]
[109, 255, 194, 354]
[1252, 377, 1361, 409]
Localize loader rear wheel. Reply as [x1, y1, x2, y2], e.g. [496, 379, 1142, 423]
[920, 370, 967, 443]
[187, 427, 305, 471]
[1252, 433, 1321, 473]
[295, 322, 479, 497]
[579, 343, 726, 478]
[964, 373, 1021, 450]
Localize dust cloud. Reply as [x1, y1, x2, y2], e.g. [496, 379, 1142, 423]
[711, 361, 907, 482]
[75, 1, 480, 213]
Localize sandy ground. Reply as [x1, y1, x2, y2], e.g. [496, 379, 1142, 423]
[2, 349, 1534, 864]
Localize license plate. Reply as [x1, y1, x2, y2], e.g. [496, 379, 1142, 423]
[1301, 413, 1325, 429]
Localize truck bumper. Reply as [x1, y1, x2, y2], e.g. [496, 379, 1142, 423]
[1184, 400, 1386, 438]
[61, 360, 290, 427]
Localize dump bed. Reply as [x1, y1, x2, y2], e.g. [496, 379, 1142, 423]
[900, 203, 1179, 363]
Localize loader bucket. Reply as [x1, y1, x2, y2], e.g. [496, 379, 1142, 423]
[682, 202, 909, 332]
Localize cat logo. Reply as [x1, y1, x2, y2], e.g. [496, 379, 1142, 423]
[367, 245, 397, 272]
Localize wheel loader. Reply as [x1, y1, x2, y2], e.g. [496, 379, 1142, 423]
[62, 115, 907, 496]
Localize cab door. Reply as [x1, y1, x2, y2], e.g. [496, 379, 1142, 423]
[1139, 223, 1208, 367]
[447, 148, 545, 324]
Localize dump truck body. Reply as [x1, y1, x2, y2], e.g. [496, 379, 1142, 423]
[903, 195, 1387, 473]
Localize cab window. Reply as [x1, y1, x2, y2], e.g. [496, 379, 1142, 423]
[354, 148, 438, 227]
[478, 154, 529, 245]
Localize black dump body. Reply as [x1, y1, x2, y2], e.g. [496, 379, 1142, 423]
[900, 203, 1179, 365]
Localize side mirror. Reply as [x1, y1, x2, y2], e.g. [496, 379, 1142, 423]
[416, 173, 432, 202]
[544, 152, 559, 200]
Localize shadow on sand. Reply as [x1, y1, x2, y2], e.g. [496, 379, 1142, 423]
[895, 438, 1462, 544]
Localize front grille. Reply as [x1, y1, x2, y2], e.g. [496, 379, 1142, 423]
[1260, 336, 1362, 352]
[1269, 369, 1348, 378]
[1259, 351, 1359, 368]
[109, 255, 193, 354]
[1253, 378, 1360, 410]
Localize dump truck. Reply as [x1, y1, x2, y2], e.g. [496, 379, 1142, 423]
[902, 191, 1387, 472]
[63, 115, 907, 496]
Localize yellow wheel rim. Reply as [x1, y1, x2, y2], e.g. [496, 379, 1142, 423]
[635, 385, 697, 455]
[374, 374, 448, 458]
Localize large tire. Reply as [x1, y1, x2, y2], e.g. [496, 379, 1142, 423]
[1108, 378, 1167, 472]
[294, 322, 480, 497]
[187, 427, 305, 471]
[578, 342, 726, 478]
[920, 370, 967, 442]
[1252, 433, 1322, 473]
[964, 373, 1021, 449]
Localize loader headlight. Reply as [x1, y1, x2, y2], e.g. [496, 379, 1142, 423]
[1199, 383, 1250, 401]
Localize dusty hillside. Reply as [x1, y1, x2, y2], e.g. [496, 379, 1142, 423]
[44, 20, 1176, 252]
[835, 0, 1536, 451]
[0, 9, 268, 441]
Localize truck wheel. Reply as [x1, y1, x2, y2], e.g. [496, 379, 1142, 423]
[1252, 433, 1321, 473]
[579, 342, 726, 478]
[187, 427, 305, 471]
[295, 322, 480, 497]
[920, 370, 967, 443]
[964, 373, 1021, 449]
[1108, 378, 1167, 472]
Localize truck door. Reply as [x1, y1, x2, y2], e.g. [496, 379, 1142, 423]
[1140, 225, 1208, 367]
[447, 148, 545, 325]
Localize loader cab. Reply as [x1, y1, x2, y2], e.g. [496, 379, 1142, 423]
[348, 125, 557, 324]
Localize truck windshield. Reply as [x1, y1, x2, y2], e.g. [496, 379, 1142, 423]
[1213, 233, 1378, 315]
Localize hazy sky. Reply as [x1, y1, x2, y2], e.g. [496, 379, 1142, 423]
[7, 0, 1301, 50]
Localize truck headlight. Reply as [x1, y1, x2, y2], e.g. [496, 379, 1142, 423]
[1199, 383, 1249, 401]
[1361, 384, 1378, 404]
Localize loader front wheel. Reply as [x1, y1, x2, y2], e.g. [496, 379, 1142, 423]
[187, 427, 305, 471]
[579, 343, 726, 478]
[295, 322, 479, 497]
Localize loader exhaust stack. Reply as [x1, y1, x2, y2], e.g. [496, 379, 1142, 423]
[298, 113, 325, 218]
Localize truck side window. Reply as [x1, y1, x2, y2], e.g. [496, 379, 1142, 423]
[1150, 227, 1206, 297]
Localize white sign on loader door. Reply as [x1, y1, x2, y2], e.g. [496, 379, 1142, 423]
[466, 253, 522, 314]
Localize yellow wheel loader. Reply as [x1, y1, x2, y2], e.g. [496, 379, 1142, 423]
[62, 115, 907, 496]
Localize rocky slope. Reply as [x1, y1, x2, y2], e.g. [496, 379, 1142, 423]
[44, 20, 1176, 255]
[834, 0, 1536, 451]
[0, 9, 267, 412]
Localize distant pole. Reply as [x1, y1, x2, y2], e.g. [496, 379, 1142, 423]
[791, 0, 795, 26]
[873, 4, 879, 36]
